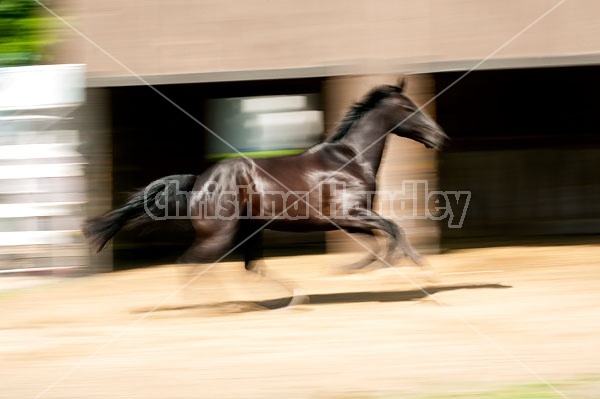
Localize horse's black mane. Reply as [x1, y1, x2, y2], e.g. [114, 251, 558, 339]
[328, 85, 394, 142]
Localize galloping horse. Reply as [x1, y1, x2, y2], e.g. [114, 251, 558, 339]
[83, 81, 447, 275]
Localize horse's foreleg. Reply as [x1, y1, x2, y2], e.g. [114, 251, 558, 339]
[344, 231, 382, 271]
[396, 228, 425, 266]
[345, 253, 379, 271]
[377, 216, 427, 267]
[339, 210, 424, 268]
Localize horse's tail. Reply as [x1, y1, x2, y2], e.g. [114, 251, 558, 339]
[82, 174, 197, 252]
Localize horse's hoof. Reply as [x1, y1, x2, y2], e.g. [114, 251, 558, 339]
[421, 266, 440, 284]
[287, 289, 310, 306]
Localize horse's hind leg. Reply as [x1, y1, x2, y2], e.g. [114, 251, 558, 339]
[177, 220, 239, 275]
[238, 224, 264, 274]
[177, 235, 233, 292]
[175, 219, 244, 301]
[178, 238, 231, 264]
[239, 223, 309, 307]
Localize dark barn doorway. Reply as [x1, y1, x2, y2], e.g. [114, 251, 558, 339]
[435, 66, 600, 248]
[109, 78, 326, 270]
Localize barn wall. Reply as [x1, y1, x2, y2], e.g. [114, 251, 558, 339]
[56, 0, 600, 79]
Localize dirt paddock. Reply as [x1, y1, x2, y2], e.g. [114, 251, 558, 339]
[1, 244, 600, 398]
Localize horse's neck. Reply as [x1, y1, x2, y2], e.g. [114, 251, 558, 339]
[338, 112, 390, 176]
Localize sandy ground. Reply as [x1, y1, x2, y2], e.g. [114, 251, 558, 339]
[1, 244, 600, 399]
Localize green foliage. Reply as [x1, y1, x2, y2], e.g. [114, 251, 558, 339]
[0, 0, 54, 66]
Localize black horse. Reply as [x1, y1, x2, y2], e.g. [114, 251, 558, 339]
[83, 81, 447, 274]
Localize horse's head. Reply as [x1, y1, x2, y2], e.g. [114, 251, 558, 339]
[381, 80, 448, 149]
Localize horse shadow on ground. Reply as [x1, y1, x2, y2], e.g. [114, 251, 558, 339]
[136, 283, 512, 315]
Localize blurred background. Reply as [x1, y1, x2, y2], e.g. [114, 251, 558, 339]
[1, 0, 599, 274]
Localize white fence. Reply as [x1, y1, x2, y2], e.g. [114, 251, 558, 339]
[0, 64, 87, 273]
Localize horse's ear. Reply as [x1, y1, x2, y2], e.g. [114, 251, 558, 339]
[397, 77, 407, 92]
